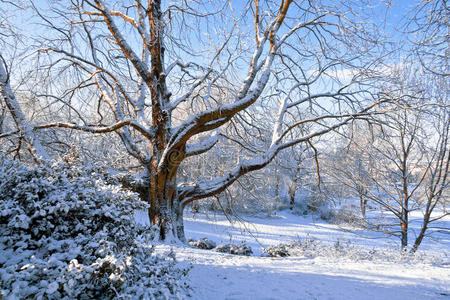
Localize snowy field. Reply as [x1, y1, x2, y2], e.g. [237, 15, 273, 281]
[144, 210, 450, 300]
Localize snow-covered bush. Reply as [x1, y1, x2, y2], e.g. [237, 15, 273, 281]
[262, 245, 290, 257]
[263, 238, 320, 258]
[329, 207, 365, 227]
[186, 236, 252, 256]
[0, 158, 188, 299]
[290, 190, 333, 220]
[214, 243, 253, 256]
[263, 238, 449, 265]
[188, 238, 217, 250]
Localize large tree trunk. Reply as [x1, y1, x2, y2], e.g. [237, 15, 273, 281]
[175, 203, 186, 242]
[148, 148, 185, 241]
[146, 0, 185, 241]
[147, 168, 186, 241]
[119, 172, 186, 242]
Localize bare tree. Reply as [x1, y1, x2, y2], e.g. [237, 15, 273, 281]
[330, 64, 449, 251]
[405, 0, 449, 251]
[1, 0, 388, 241]
[330, 121, 375, 219]
[411, 107, 449, 252]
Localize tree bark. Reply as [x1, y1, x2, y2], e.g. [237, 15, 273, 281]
[146, 0, 184, 241]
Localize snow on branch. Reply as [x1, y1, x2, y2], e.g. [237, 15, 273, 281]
[91, 0, 151, 86]
[35, 119, 153, 139]
[167, 49, 276, 152]
[179, 99, 387, 204]
[40, 47, 139, 111]
[0, 129, 19, 139]
[0, 58, 50, 160]
[85, 9, 151, 48]
[185, 132, 220, 158]
[167, 2, 302, 156]
[169, 68, 213, 111]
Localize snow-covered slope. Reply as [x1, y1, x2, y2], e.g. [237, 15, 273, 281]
[150, 210, 450, 300]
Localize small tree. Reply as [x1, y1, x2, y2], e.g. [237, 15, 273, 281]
[331, 63, 448, 251]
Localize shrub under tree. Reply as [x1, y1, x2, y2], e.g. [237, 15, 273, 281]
[0, 158, 188, 299]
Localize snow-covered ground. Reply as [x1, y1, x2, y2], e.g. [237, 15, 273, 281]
[146, 210, 450, 300]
